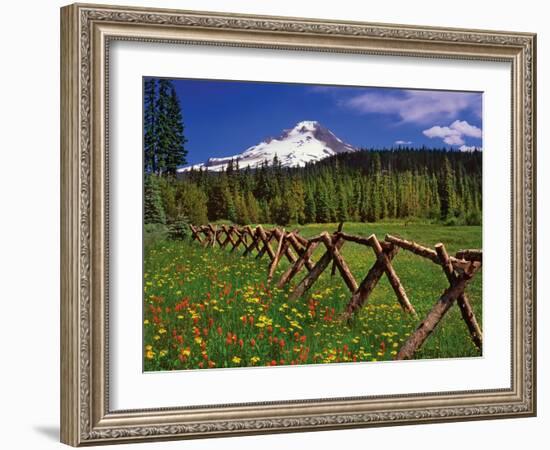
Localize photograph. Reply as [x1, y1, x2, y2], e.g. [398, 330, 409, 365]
[142, 78, 484, 372]
[57, 2, 536, 445]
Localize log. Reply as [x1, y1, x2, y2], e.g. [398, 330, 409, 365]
[219, 225, 231, 248]
[321, 233, 358, 293]
[267, 230, 287, 283]
[287, 233, 315, 271]
[273, 228, 297, 264]
[202, 226, 214, 247]
[385, 234, 474, 272]
[331, 222, 344, 276]
[276, 240, 320, 288]
[242, 228, 260, 257]
[293, 233, 309, 247]
[255, 226, 276, 260]
[436, 244, 483, 351]
[215, 229, 224, 246]
[230, 229, 244, 251]
[456, 249, 483, 262]
[289, 234, 344, 300]
[344, 245, 399, 318]
[336, 232, 392, 251]
[255, 230, 273, 259]
[229, 228, 244, 252]
[207, 224, 218, 248]
[385, 234, 439, 263]
[395, 254, 479, 360]
[189, 224, 203, 243]
[369, 235, 416, 315]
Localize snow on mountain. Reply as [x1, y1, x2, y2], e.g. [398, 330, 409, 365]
[178, 121, 357, 172]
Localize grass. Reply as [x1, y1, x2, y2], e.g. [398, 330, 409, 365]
[143, 221, 482, 371]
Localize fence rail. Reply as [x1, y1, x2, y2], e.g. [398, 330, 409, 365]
[189, 223, 483, 360]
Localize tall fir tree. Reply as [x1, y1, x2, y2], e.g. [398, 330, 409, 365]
[144, 175, 166, 224]
[439, 155, 456, 220]
[143, 78, 157, 174]
[164, 84, 188, 174]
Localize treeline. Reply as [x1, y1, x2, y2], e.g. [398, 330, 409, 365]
[145, 149, 482, 227]
[144, 78, 188, 176]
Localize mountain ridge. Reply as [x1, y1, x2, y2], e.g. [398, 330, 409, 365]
[178, 121, 357, 172]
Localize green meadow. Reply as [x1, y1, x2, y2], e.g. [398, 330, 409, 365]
[143, 220, 482, 371]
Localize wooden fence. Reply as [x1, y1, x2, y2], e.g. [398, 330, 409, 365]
[189, 223, 483, 360]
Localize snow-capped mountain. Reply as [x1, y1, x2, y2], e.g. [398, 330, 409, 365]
[178, 121, 357, 172]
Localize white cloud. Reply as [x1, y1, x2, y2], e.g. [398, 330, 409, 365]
[423, 120, 482, 147]
[450, 120, 482, 138]
[344, 90, 481, 124]
[459, 145, 481, 152]
[394, 140, 412, 145]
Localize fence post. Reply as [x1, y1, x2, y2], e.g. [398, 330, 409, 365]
[267, 229, 287, 283]
[369, 235, 416, 315]
[344, 244, 399, 319]
[395, 244, 479, 360]
[289, 233, 344, 301]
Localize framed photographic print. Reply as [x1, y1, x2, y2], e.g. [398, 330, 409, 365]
[60, 3, 537, 446]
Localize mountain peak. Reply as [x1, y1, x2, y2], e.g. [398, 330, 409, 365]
[292, 120, 321, 131]
[179, 121, 357, 172]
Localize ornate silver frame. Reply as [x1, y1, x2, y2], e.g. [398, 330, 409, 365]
[60, 3, 536, 446]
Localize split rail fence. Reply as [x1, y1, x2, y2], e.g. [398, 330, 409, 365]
[189, 223, 483, 360]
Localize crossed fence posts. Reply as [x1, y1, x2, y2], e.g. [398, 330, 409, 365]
[188, 223, 483, 360]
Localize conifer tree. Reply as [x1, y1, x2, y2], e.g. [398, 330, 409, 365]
[144, 175, 166, 224]
[439, 155, 456, 220]
[143, 78, 157, 174]
[304, 188, 317, 223]
[164, 84, 188, 174]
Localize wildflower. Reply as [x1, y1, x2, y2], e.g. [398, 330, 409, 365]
[232, 356, 241, 364]
[158, 328, 167, 334]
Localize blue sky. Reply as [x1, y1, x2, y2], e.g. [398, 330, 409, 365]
[146, 78, 483, 166]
